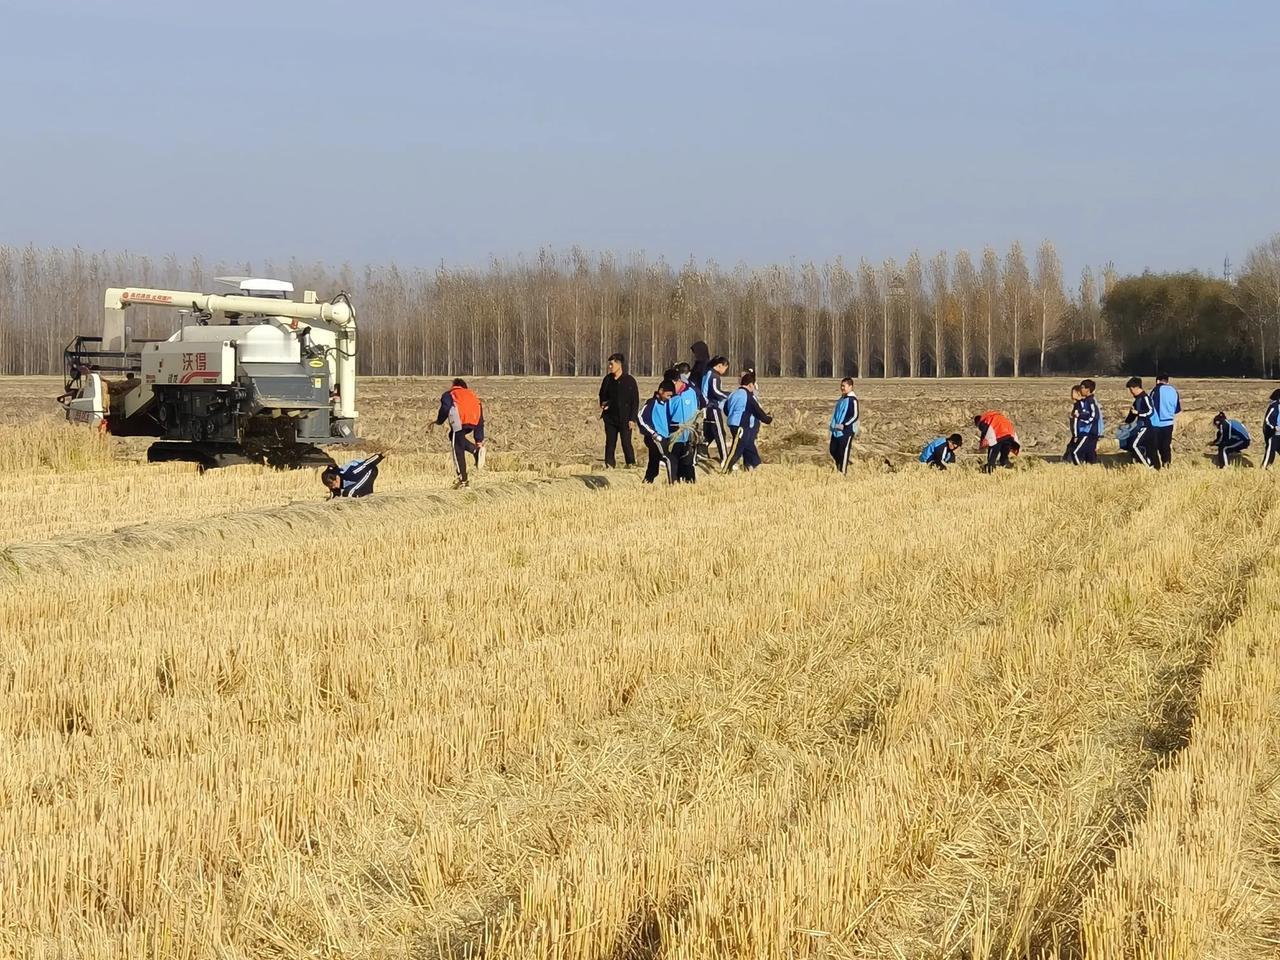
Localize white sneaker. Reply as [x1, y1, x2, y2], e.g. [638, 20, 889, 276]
[476, 445, 487, 470]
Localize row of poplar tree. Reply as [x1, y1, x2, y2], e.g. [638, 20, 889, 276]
[0, 238, 1276, 378]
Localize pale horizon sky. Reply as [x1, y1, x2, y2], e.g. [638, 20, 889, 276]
[1, 0, 1276, 282]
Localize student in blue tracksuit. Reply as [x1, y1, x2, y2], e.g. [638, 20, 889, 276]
[828, 377, 860, 474]
[667, 364, 700, 482]
[922, 434, 963, 470]
[1068, 378, 1102, 465]
[700, 356, 731, 466]
[1149, 372, 1181, 467]
[1124, 376, 1157, 468]
[638, 379, 677, 484]
[321, 453, 385, 498]
[1212, 412, 1250, 468]
[722, 370, 773, 472]
[1263, 389, 1280, 469]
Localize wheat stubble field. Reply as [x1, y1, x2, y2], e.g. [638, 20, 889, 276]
[2, 376, 1280, 959]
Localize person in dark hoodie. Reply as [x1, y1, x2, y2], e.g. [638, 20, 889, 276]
[689, 340, 711, 394]
[722, 370, 773, 472]
[598, 352, 640, 468]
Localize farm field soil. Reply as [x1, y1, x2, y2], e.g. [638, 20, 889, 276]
[1, 377, 1279, 958]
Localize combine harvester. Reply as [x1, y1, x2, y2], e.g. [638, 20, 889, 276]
[59, 279, 360, 468]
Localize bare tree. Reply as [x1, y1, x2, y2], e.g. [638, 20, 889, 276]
[1034, 240, 1064, 374]
[1079, 266, 1099, 343]
[1003, 241, 1030, 377]
[904, 252, 924, 377]
[954, 250, 977, 377]
[928, 251, 949, 377]
[980, 247, 1000, 377]
[880, 257, 900, 378]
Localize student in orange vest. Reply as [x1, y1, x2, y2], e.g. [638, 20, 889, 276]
[435, 378, 486, 489]
[973, 410, 1020, 473]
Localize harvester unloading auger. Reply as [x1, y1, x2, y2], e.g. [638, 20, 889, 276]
[59, 278, 360, 468]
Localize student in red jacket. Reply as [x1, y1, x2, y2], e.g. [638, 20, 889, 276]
[974, 410, 1020, 473]
[435, 378, 486, 489]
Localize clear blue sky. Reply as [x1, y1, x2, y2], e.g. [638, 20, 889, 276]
[2, 0, 1276, 280]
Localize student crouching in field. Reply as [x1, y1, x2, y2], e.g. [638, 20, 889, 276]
[723, 370, 772, 472]
[639, 379, 676, 484]
[1211, 413, 1250, 468]
[322, 453, 384, 498]
[974, 410, 1019, 473]
[920, 434, 963, 470]
[829, 377, 860, 474]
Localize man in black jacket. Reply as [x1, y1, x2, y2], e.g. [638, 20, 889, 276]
[599, 353, 640, 467]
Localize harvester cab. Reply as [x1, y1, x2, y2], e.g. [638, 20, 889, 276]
[59, 280, 359, 468]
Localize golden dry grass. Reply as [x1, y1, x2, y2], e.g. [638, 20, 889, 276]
[2, 377, 1280, 958]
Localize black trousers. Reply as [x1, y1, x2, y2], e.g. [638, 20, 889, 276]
[603, 421, 635, 467]
[1130, 425, 1156, 468]
[704, 409, 728, 466]
[1152, 425, 1174, 467]
[669, 439, 696, 482]
[1217, 439, 1249, 468]
[986, 436, 1017, 468]
[644, 437, 673, 483]
[1067, 434, 1098, 465]
[451, 427, 480, 481]
[830, 433, 853, 473]
[1264, 433, 1280, 469]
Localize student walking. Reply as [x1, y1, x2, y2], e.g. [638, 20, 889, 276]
[1263, 389, 1280, 469]
[1124, 377, 1156, 469]
[638, 379, 677, 484]
[700, 356, 731, 467]
[667, 364, 701, 482]
[828, 377, 860, 474]
[723, 370, 773, 472]
[1149, 372, 1181, 467]
[435, 378, 486, 489]
[598, 353, 640, 468]
[1212, 413, 1251, 468]
[974, 411, 1020, 472]
[1068, 379, 1101, 465]
[920, 434, 963, 470]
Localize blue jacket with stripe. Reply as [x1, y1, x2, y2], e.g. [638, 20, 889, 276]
[829, 394, 859, 437]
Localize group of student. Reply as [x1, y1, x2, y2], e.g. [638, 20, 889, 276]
[634, 357, 774, 483]
[321, 363, 1280, 499]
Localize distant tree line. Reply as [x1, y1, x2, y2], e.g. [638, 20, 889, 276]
[0, 237, 1276, 378]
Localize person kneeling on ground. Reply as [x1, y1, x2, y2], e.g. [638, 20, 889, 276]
[322, 453, 385, 499]
[921, 433, 963, 470]
[974, 411, 1019, 473]
[1212, 412, 1251, 468]
[639, 379, 677, 484]
[829, 377, 860, 474]
[435, 378, 486, 489]
[723, 370, 773, 472]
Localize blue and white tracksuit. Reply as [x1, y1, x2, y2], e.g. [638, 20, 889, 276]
[1068, 395, 1100, 465]
[667, 381, 700, 482]
[329, 453, 383, 498]
[701, 369, 731, 464]
[639, 394, 674, 484]
[829, 393, 859, 474]
[1150, 382, 1181, 466]
[723, 388, 772, 472]
[1264, 399, 1280, 469]
[1126, 392, 1156, 468]
[1215, 418, 1250, 468]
